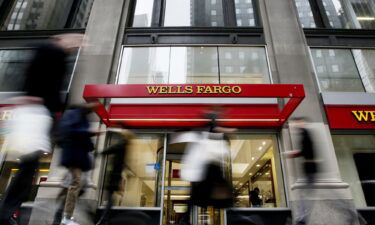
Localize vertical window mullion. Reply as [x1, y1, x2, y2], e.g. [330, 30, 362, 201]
[223, 0, 236, 27]
[308, 0, 332, 28]
[152, 0, 163, 27]
[252, 0, 262, 27]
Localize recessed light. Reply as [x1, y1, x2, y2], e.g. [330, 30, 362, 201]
[43, 152, 48, 155]
[265, 172, 269, 175]
[249, 173, 253, 175]
[251, 157, 255, 160]
[258, 147, 262, 151]
[256, 164, 260, 167]
[262, 141, 266, 145]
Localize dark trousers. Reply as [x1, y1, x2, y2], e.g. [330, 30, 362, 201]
[0, 151, 41, 225]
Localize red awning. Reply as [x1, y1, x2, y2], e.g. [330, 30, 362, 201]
[83, 84, 305, 128]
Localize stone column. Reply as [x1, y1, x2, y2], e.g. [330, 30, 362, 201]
[259, 0, 360, 224]
[28, 0, 129, 224]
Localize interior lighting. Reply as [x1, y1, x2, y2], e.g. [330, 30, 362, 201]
[258, 146, 262, 151]
[256, 164, 260, 167]
[357, 17, 375, 21]
[262, 141, 266, 145]
[251, 157, 255, 160]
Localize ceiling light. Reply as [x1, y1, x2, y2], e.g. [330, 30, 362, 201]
[249, 173, 253, 175]
[43, 152, 48, 155]
[256, 164, 260, 167]
[262, 141, 266, 145]
[251, 157, 255, 160]
[265, 172, 269, 175]
[258, 146, 262, 151]
[357, 17, 375, 21]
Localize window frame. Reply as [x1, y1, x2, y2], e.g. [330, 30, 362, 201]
[124, 0, 264, 45]
[115, 44, 273, 85]
[295, 0, 375, 48]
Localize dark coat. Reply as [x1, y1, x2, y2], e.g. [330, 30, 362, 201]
[58, 108, 94, 171]
[299, 128, 317, 175]
[23, 42, 68, 113]
[102, 135, 128, 193]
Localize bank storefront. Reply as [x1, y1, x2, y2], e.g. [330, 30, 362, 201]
[82, 44, 305, 224]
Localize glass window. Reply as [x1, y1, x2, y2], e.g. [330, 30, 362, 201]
[228, 135, 286, 208]
[333, 135, 375, 207]
[322, 0, 375, 29]
[1, 0, 94, 30]
[169, 47, 219, 84]
[132, 0, 154, 27]
[219, 47, 271, 84]
[101, 134, 164, 207]
[311, 48, 365, 92]
[164, 0, 224, 27]
[294, 0, 317, 28]
[234, 0, 258, 27]
[0, 49, 77, 92]
[117, 47, 170, 84]
[352, 49, 375, 92]
[118, 46, 271, 85]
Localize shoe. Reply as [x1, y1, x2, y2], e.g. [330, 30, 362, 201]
[60, 217, 80, 225]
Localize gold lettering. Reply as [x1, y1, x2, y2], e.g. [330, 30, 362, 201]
[167, 86, 174, 94]
[197, 86, 205, 93]
[222, 86, 231, 94]
[185, 86, 193, 94]
[232, 86, 242, 94]
[352, 111, 369, 122]
[147, 86, 160, 94]
[370, 111, 375, 121]
[204, 86, 214, 94]
[177, 86, 183, 94]
[213, 86, 223, 94]
[159, 86, 168, 94]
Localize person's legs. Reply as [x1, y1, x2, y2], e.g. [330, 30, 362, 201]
[0, 151, 41, 224]
[63, 168, 82, 220]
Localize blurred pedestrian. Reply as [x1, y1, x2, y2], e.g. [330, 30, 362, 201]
[56, 103, 99, 225]
[180, 114, 234, 225]
[23, 33, 83, 120]
[96, 128, 134, 225]
[284, 117, 319, 225]
[250, 188, 262, 207]
[0, 97, 52, 225]
[51, 172, 90, 225]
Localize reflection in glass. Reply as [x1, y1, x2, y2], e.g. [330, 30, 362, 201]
[294, 0, 317, 28]
[0, 50, 33, 91]
[117, 47, 170, 84]
[352, 49, 375, 92]
[0, 49, 76, 92]
[322, 0, 375, 29]
[169, 47, 219, 84]
[1, 0, 94, 30]
[311, 48, 365, 92]
[235, 0, 257, 27]
[101, 134, 164, 207]
[228, 135, 285, 208]
[132, 0, 154, 27]
[164, 0, 224, 27]
[219, 47, 270, 84]
[333, 135, 375, 207]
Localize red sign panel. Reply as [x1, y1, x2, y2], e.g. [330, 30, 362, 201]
[83, 84, 305, 128]
[325, 105, 375, 129]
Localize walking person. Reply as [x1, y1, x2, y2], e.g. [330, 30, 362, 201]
[96, 129, 134, 225]
[57, 103, 99, 225]
[23, 33, 83, 119]
[0, 97, 53, 225]
[284, 117, 319, 225]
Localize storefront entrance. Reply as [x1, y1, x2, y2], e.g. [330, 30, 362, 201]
[161, 133, 285, 225]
